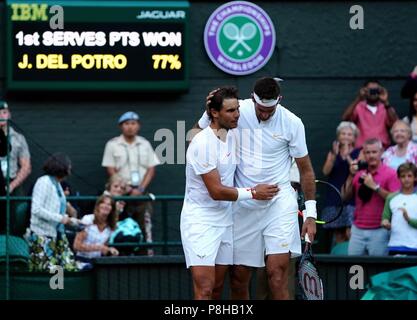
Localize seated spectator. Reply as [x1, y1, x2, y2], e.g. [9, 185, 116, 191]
[342, 139, 400, 256]
[401, 66, 417, 142]
[342, 80, 398, 149]
[322, 121, 361, 245]
[381, 163, 417, 256]
[73, 195, 119, 267]
[25, 153, 81, 272]
[103, 174, 127, 218]
[382, 120, 417, 170]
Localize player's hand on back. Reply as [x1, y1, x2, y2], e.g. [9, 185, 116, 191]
[252, 184, 279, 200]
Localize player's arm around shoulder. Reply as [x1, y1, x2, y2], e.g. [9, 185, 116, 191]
[201, 170, 238, 201]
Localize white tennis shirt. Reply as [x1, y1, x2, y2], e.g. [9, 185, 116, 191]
[181, 126, 238, 226]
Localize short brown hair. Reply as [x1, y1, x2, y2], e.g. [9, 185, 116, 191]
[397, 162, 417, 178]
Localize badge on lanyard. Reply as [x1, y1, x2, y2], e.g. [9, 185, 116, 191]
[131, 170, 140, 187]
[1, 159, 8, 177]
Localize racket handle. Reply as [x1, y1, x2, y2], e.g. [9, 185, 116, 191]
[302, 210, 312, 244]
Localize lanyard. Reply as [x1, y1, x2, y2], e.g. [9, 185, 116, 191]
[123, 142, 142, 181]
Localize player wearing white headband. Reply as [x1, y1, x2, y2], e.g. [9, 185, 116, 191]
[197, 77, 317, 300]
[181, 86, 279, 300]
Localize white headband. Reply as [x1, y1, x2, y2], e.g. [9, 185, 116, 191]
[253, 92, 280, 108]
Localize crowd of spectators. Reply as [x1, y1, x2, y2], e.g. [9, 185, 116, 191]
[322, 68, 417, 256]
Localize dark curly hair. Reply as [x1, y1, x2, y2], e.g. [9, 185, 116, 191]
[207, 86, 239, 120]
[253, 77, 280, 100]
[43, 153, 71, 179]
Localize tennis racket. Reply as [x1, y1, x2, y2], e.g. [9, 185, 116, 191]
[298, 233, 324, 300]
[297, 179, 344, 225]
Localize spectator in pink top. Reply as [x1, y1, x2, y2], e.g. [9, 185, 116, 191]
[342, 80, 398, 149]
[342, 138, 401, 256]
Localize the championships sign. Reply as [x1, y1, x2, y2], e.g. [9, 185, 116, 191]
[204, 1, 276, 76]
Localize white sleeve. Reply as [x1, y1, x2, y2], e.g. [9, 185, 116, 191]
[289, 119, 308, 158]
[101, 141, 115, 167]
[144, 141, 162, 168]
[188, 139, 217, 175]
[197, 112, 211, 129]
[81, 214, 94, 225]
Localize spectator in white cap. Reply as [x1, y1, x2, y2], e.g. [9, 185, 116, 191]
[101, 111, 161, 255]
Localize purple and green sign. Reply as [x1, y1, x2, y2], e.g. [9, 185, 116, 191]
[204, 1, 276, 76]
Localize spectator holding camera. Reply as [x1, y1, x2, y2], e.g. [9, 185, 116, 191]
[381, 163, 417, 256]
[382, 120, 417, 170]
[342, 139, 400, 256]
[401, 66, 417, 143]
[342, 80, 398, 149]
[322, 121, 362, 244]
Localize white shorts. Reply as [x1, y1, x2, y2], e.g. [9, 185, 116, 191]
[180, 222, 233, 268]
[233, 187, 301, 267]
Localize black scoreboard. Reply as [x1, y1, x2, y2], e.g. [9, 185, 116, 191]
[6, 1, 189, 91]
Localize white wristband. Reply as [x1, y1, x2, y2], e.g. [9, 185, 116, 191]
[237, 188, 253, 201]
[304, 200, 317, 219]
[198, 112, 211, 129]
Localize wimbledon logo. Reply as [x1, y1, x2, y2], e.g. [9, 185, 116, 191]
[204, 1, 276, 76]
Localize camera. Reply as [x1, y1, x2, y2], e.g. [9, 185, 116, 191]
[357, 160, 368, 171]
[368, 88, 380, 96]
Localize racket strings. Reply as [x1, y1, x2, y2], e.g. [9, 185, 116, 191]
[299, 261, 323, 300]
[298, 180, 344, 225]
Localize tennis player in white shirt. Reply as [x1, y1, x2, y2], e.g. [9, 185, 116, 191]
[198, 77, 317, 300]
[181, 86, 279, 300]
